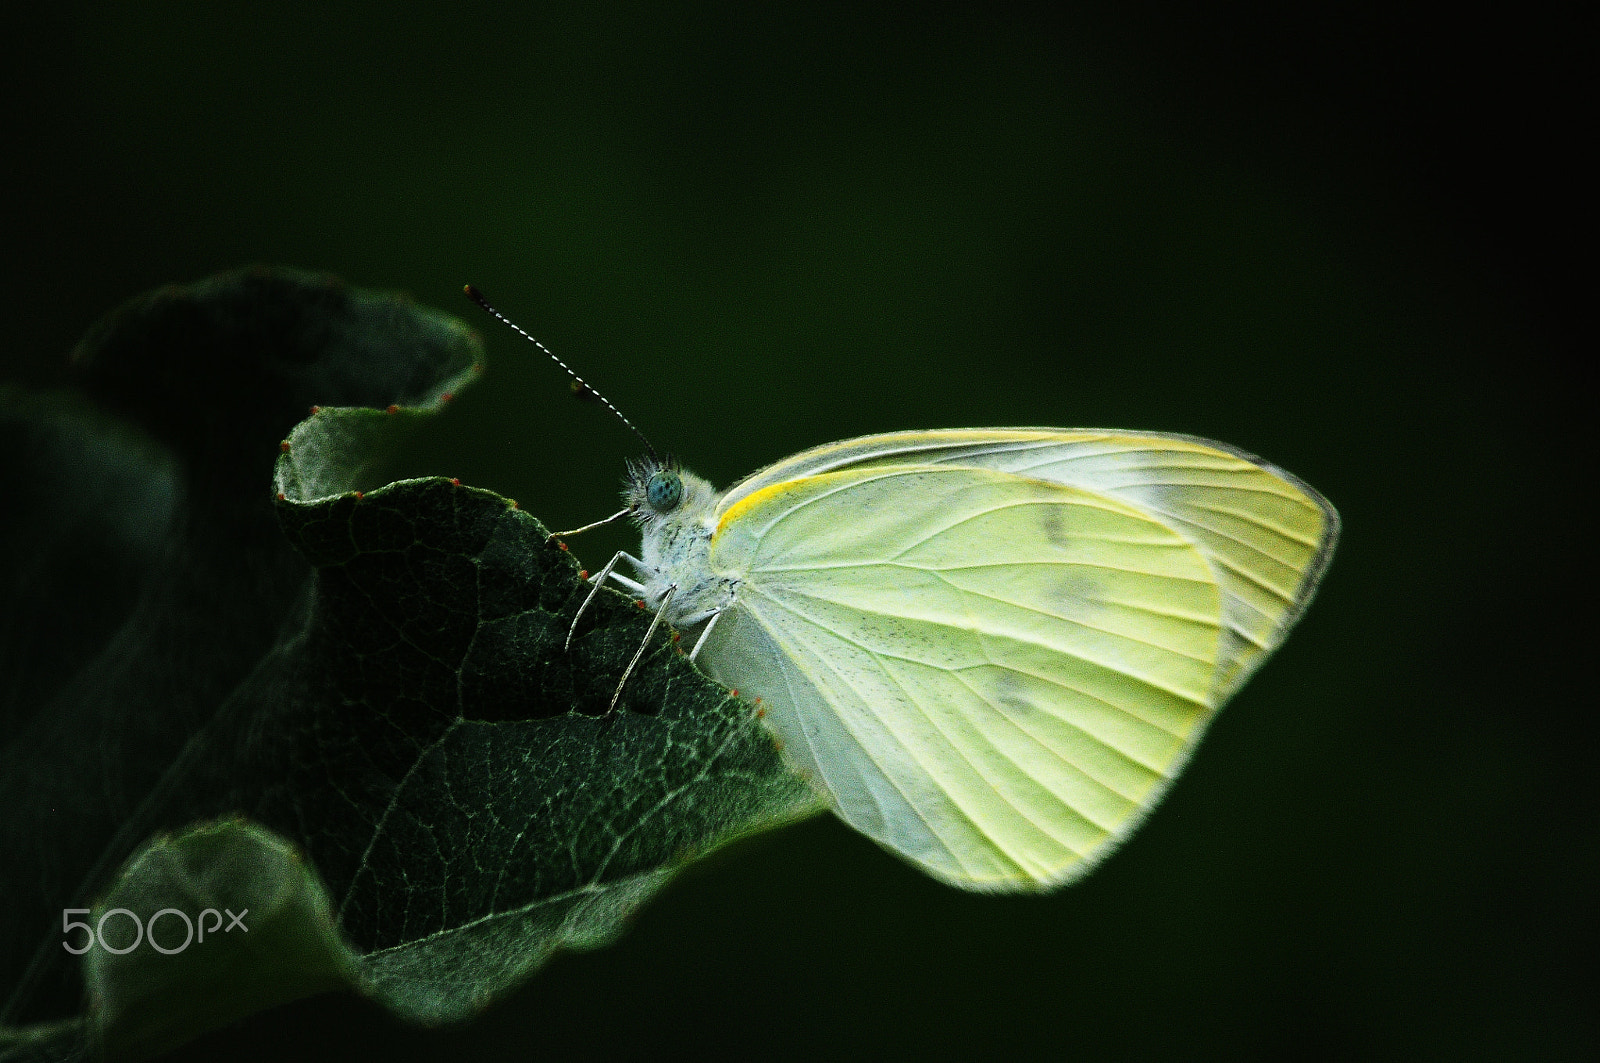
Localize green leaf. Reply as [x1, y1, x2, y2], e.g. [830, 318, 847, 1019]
[1, 269, 820, 1062]
[83, 819, 357, 1063]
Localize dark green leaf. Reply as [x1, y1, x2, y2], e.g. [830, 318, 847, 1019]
[1, 270, 818, 1062]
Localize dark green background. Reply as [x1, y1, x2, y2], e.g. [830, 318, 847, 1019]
[4, 3, 1587, 1059]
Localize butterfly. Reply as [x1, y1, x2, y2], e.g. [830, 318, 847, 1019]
[466, 288, 1339, 892]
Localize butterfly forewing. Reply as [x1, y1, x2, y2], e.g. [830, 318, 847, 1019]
[718, 429, 1338, 704]
[704, 464, 1226, 889]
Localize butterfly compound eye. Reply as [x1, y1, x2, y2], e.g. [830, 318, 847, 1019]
[645, 469, 684, 511]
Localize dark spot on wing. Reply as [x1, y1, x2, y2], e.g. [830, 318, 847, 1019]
[992, 671, 1036, 719]
[1039, 504, 1072, 549]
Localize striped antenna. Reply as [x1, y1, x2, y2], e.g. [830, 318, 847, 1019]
[463, 285, 659, 460]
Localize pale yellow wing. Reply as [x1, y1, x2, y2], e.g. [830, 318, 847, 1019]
[718, 429, 1338, 703]
[702, 464, 1225, 890]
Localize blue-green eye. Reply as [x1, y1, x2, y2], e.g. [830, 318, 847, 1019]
[645, 469, 684, 511]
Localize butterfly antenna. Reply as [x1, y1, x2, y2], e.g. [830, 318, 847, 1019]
[463, 285, 660, 461]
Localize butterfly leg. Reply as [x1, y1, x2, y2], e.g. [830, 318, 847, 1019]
[685, 608, 724, 662]
[550, 506, 631, 539]
[567, 550, 652, 651]
[608, 583, 676, 714]
[597, 570, 647, 594]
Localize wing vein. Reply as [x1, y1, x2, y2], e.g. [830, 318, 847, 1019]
[945, 668, 1149, 810]
[731, 601, 981, 866]
[745, 584, 1202, 732]
[872, 658, 1072, 871]
[763, 576, 1216, 672]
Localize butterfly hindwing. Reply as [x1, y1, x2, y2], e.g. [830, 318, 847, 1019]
[703, 463, 1226, 889]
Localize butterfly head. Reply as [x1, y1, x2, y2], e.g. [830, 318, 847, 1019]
[624, 457, 716, 527]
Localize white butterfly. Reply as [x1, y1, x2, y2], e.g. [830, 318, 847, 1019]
[466, 289, 1339, 892]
